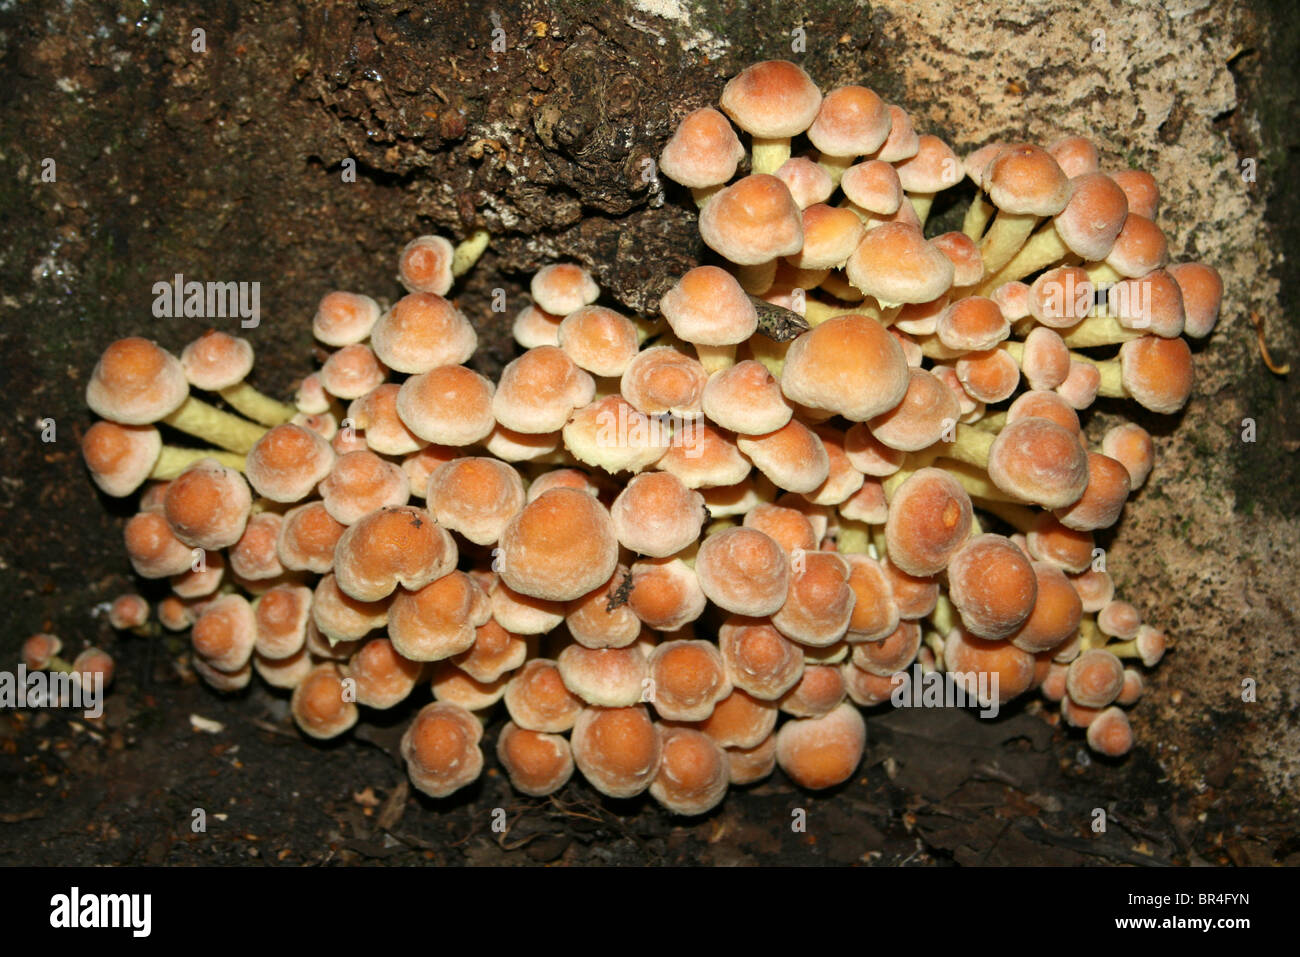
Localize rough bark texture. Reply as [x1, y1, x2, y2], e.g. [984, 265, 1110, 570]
[0, 0, 1295, 864]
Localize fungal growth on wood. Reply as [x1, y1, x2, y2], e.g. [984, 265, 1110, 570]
[60, 58, 1221, 817]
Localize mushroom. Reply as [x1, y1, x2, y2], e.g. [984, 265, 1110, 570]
[81, 421, 244, 497]
[570, 705, 662, 799]
[370, 293, 477, 375]
[657, 106, 746, 205]
[318, 450, 411, 525]
[610, 471, 706, 558]
[496, 488, 619, 602]
[86, 337, 266, 453]
[694, 526, 790, 617]
[719, 59, 822, 174]
[496, 722, 575, 797]
[646, 639, 731, 721]
[649, 726, 730, 816]
[348, 637, 422, 709]
[807, 84, 891, 183]
[718, 616, 805, 700]
[312, 290, 382, 346]
[400, 701, 484, 798]
[557, 642, 648, 707]
[775, 701, 866, 790]
[244, 423, 336, 503]
[425, 457, 525, 546]
[333, 505, 457, 603]
[387, 571, 490, 662]
[180, 330, 295, 426]
[531, 263, 600, 316]
[504, 658, 584, 733]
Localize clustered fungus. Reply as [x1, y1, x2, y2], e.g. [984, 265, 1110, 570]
[66, 59, 1215, 816]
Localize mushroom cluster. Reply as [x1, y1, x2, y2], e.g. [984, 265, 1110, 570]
[74, 60, 1216, 814]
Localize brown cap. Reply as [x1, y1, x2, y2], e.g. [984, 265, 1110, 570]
[192, 593, 257, 674]
[395, 365, 495, 446]
[788, 203, 865, 270]
[658, 422, 750, 489]
[1052, 172, 1129, 262]
[627, 557, 707, 632]
[1119, 335, 1193, 413]
[1167, 262, 1222, 339]
[943, 626, 1037, 704]
[565, 570, 641, 650]
[397, 235, 455, 296]
[493, 345, 596, 434]
[774, 156, 834, 209]
[180, 331, 254, 391]
[980, 144, 1070, 216]
[702, 360, 792, 434]
[512, 303, 563, 349]
[1105, 214, 1169, 278]
[291, 662, 360, 739]
[311, 573, 389, 644]
[312, 291, 381, 346]
[840, 159, 902, 215]
[318, 450, 410, 525]
[956, 348, 1020, 404]
[371, 293, 477, 374]
[869, 368, 960, 451]
[245, 423, 336, 503]
[163, 458, 252, 550]
[988, 417, 1090, 508]
[400, 701, 484, 798]
[348, 637, 422, 709]
[658, 106, 746, 189]
[719, 616, 805, 700]
[610, 471, 706, 558]
[698, 174, 804, 265]
[695, 526, 790, 617]
[1047, 135, 1100, 177]
[558, 305, 640, 377]
[497, 488, 619, 602]
[736, 419, 830, 494]
[894, 134, 961, 194]
[387, 571, 490, 661]
[620, 346, 709, 419]
[947, 534, 1038, 640]
[649, 726, 730, 815]
[277, 501, 346, 573]
[775, 702, 865, 790]
[531, 263, 599, 316]
[566, 633, 650, 694]
[320, 343, 388, 401]
[426, 457, 525, 546]
[873, 105, 919, 162]
[772, 551, 855, 647]
[1101, 422, 1154, 489]
[333, 505, 457, 602]
[780, 315, 910, 421]
[807, 84, 890, 156]
[81, 422, 162, 497]
[846, 222, 955, 305]
[504, 658, 583, 733]
[660, 265, 759, 347]
[86, 337, 188, 425]
[646, 639, 731, 721]
[1109, 169, 1159, 219]
[496, 723, 575, 797]
[720, 60, 821, 139]
[852, 620, 920, 677]
[570, 705, 662, 798]
[885, 467, 973, 577]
